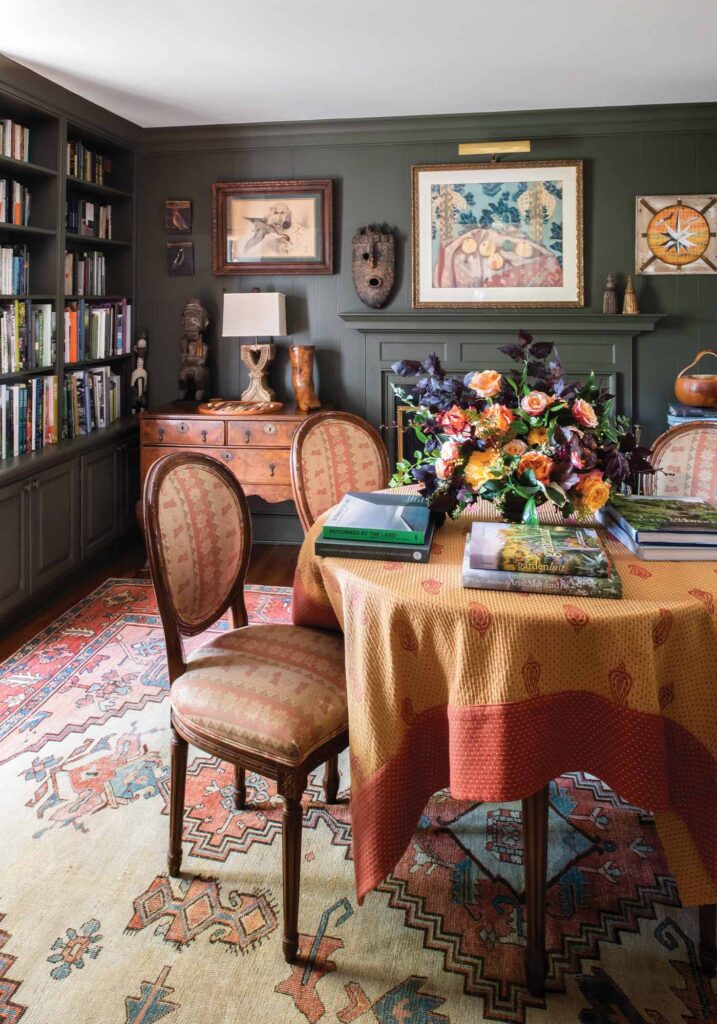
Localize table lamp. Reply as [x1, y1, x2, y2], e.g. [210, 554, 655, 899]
[200, 290, 287, 416]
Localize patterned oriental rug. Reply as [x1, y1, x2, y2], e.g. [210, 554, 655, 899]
[0, 580, 714, 1024]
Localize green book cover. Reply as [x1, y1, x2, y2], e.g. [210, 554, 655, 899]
[605, 494, 717, 543]
[469, 521, 610, 578]
[322, 491, 430, 545]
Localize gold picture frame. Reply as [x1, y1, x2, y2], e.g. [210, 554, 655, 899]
[412, 160, 584, 308]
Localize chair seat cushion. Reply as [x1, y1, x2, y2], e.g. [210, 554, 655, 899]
[170, 624, 347, 766]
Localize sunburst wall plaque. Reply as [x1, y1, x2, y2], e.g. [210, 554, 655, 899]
[636, 194, 717, 275]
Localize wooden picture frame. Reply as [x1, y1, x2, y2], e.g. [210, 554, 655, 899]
[412, 160, 584, 308]
[211, 179, 333, 276]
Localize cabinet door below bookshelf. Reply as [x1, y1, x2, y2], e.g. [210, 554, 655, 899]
[0, 479, 31, 618]
[117, 436, 140, 534]
[81, 447, 118, 559]
[31, 461, 80, 592]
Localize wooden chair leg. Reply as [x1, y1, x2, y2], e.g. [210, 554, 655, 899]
[323, 755, 339, 804]
[522, 784, 549, 998]
[233, 765, 246, 810]
[168, 726, 188, 876]
[699, 903, 716, 977]
[279, 782, 304, 964]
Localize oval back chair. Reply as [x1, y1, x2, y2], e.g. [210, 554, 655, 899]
[143, 452, 348, 963]
[290, 411, 391, 532]
[645, 420, 717, 502]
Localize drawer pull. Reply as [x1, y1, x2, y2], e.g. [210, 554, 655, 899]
[33, 479, 39, 489]
[244, 429, 251, 444]
[221, 451, 235, 462]
[201, 430, 208, 443]
[158, 427, 164, 442]
[269, 462, 276, 478]
[263, 423, 277, 436]
[178, 422, 189, 434]
[23, 481, 31, 493]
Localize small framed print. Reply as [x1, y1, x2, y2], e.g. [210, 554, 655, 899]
[166, 240, 194, 276]
[636, 195, 717, 275]
[211, 179, 333, 275]
[165, 199, 192, 234]
[412, 160, 584, 308]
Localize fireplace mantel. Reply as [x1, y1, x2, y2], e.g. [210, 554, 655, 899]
[337, 311, 665, 463]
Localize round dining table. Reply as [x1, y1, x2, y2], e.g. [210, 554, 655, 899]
[291, 491, 717, 994]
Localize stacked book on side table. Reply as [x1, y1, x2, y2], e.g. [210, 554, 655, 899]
[462, 522, 622, 598]
[667, 402, 717, 428]
[597, 494, 717, 560]
[315, 492, 434, 562]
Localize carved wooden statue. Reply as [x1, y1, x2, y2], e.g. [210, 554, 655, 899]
[622, 275, 639, 315]
[241, 343, 276, 403]
[178, 298, 210, 401]
[352, 225, 395, 308]
[602, 273, 618, 314]
[130, 331, 149, 413]
[290, 345, 321, 412]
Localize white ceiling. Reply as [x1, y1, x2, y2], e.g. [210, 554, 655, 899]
[4, 0, 717, 128]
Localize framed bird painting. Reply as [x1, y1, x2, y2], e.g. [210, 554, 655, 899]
[211, 179, 333, 275]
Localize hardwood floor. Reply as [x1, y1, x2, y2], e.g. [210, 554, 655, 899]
[0, 540, 300, 662]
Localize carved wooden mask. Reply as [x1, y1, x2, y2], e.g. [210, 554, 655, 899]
[352, 227, 395, 308]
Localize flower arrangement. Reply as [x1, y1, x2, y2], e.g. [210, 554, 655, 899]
[390, 331, 653, 524]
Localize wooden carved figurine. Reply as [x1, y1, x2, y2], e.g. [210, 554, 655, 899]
[290, 345, 321, 412]
[241, 343, 276, 403]
[622, 275, 639, 315]
[178, 298, 210, 400]
[130, 331, 149, 413]
[602, 273, 618, 315]
[352, 225, 395, 308]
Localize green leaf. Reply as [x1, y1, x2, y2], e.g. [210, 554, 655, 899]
[545, 483, 567, 507]
[522, 495, 538, 525]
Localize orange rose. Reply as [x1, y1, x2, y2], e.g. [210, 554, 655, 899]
[436, 404, 471, 435]
[503, 439, 527, 457]
[518, 450, 554, 484]
[480, 403, 514, 434]
[575, 470, 611, 511]
[527, 426, 549, 447]
[470, 369, 502, 398]
[464, 449, 503, 490]
[520, 390, 553, 416]
[572, 399, 598, 428]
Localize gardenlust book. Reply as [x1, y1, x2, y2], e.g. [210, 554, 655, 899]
[469, 522, 610, 578]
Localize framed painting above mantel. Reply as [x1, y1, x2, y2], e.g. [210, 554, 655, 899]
[412, 160, 584, 308]
[211, 179, 333, 275]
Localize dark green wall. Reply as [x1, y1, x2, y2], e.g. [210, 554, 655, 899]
[137, 104, 717, 454]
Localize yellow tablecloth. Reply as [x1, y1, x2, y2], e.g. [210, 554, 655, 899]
[292, 495, 717, 907]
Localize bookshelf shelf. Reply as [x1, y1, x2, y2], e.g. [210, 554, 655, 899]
[65, 175, 132, 200]
[65, 355, 132, 370]
[0, 223, 55, 237]
[64, 233, 131, 248]
[0, 293, 55, 300]
[65, 294, 133, 302]
[0, 365, 54, 382]
[0, 154, 57, 179]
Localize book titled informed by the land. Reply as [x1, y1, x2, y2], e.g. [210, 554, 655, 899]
[462, 535, 622, 598]
[597, 494, 717, 560]
[469, 521, 610, 578]
[322, 492, 431, 545]
[315, 518, 435, 563]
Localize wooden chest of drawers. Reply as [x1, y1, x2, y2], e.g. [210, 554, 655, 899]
[140, 402, 316, 503]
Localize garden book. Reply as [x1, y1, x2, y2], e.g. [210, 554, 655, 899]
[469, 521, 610, 578]
[599, 494, 717, 544]
[315, 519, 435, 563]
[462, 537, 622, 598]
[322, 492, 430, 545]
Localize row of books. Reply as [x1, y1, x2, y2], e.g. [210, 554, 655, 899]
[316, 492, 435, 562]
[0, 179, 31, 225]
[66, 140, 112, 185]
[62, 367, 121, 438]
[66, 198, 112, 239]
[1, 120, 30, 162]
[0, 243, 29, 295]
[1, 300, 55, 373]
[64, 300, 131, 362]
[597, 494, 717, 560]
[63, 250, 106, 296]
[0, 376, 58, 459]
[667, 401, 717, 427]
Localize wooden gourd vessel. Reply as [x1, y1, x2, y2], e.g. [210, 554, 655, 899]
[675, 350, 717, 407]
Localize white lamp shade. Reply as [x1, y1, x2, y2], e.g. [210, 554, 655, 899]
[222, 292, 287, 338]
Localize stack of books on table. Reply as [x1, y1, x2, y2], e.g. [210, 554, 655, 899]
[597, 494, 717, 560]
[667, 402, 717, 427]
[462, 521, 621, 598]
[315, 492, 434, 562]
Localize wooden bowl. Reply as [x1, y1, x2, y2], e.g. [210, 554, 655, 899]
[675, 350, 717, 407]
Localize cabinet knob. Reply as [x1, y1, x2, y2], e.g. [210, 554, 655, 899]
[32, 479, 39, 489]
[221, 451, 234, 462]
[201, 430, 208, 443]
[269, 462, 276, 478]
[23, 482, 31, 493]
[178, 421, 189, 434]
[263, 422, 277, 435]
[158, 427, 165, 442]
[244, 429, 251, 444]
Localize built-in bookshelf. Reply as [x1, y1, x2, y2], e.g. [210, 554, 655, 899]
[0, 91, 135, 463]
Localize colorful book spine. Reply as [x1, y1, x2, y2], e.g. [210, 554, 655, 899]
[462, 540, 621, 598]
[315, 524, 435, 563]
[0, 120, 30, 161]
